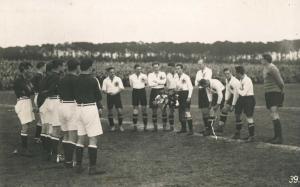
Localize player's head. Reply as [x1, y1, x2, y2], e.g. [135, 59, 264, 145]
[51, 59, 64, 73]
[235, 66, 245, 79]
[175, 63, 184, 74]
[36, 62, 46, 73]
[67, 59, 80, 73]
[167, 62, 175, 73]
[198, 59, 205, 70]
[223, 68, 232, 80]
[198, 79, 210, 88]
[261, 53, 272, 65]
[80, 58, 94, 72]
[19, 62, 33, 79]
[106, 67, 115, 78]
[134, 64, 142, 74]
[152, 62, 160, 72]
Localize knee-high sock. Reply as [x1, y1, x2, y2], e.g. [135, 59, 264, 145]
[108, 114, 114, 127]
[40, 134, 47, 150]
[187, 118, 193, 132]
[118, 114, 123, 126]
[88, 145, 98, 166]
[219, 112, 228, 125]
[51, 136, 60, 156]
[142, 113, 148, 126]
[20, 133, 28, 149]
[168, 113, 174, 126]
[162, 113, 167, 125]
[35, 125, 42, 138]
[203, 117, 210, 130]
[152, 114, 157, 124]
[133, 113, 138, 125]
[76, 144, 84, 165]
[273, 119, 282, 138]
[236, 120, 243, 131]
[248, 123, 255, 136]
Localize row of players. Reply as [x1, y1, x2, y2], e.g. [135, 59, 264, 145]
[13, 54, 284, 175]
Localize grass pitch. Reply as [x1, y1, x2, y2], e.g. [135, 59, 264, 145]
[0, 84, 299, 186]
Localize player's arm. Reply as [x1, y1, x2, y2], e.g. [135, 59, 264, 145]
[94, 78, 103, 110]
[129, 75, 133, 88]
[157, 72, 166, 85]
[238, 78, 252, 96]
[270, 67, 284, 91]
[206, 88, 213, 108]
[195, 71, 200, 86]
[147, 74, 158, 87]
[204, 69, 212, 80]
[231, 81, 240, 106]
[117, 78, 125, 92]
[187, 76, 193, 100]
[101, 79, 108, 94]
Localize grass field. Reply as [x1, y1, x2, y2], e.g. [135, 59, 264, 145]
[0, 84, 300, 186]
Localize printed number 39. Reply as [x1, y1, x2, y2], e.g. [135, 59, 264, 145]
[289, 176, 299, 183]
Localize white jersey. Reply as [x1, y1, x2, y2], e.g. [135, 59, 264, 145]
[102, 76, 124, 95]
[129, 73, 147, 89]
[148, 71, 167, 89]
[166, 73, 178, 89]
[238, 74, 254, 96]
[195, 67, 212, 88]
[225, 76, 240, 105]
[206, 79, 225, 104]
[176, 73, 193, 98]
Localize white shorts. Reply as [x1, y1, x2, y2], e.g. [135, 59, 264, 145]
[47, 98, 61, 127]
[77, 104, 103, 137]
[15, 99, 35, 125]
[39, 98, 51, 124]
[58, 102, 78, 131]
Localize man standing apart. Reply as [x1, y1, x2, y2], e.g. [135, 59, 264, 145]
[129, 64, 148, 131]
[195, 59, 212, 134]
[148, 63, 167, 132]
[261, 54, 284, 144]
[175, 64, 194, 135]
[102, 67, 124, 132]
[74, 58, 104, 175]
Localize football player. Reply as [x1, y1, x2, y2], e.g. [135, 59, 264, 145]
[129, 64, 148, 131]
[233, 66, 256, 142]
[195, 59, 212, 134]
[102, 67, 124, 132]
[148, 63, 167, 132]
[261, 54, 284, 144]
[175, 64, 194, 135]
[13, 62, 35, 156]
[74, 58, 105, 175]
[215, 68, 240, 133]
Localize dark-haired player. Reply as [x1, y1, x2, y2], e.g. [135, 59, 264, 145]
[148, 63, 167, 131]
[215, 68, 240, 133]
[102, 67, 124, 132]
[198, 78, 225, 136]
[175, 64, 194, 135]
[166, 63, 178, 131]
[58, 59, 80, 168]
[13, 62, 35, 156]
[31, 62, 45, 143]
[261, 54, 284, 144]
[195, 59, 212, 134]
[232, 66, 256, 142]
[129, 64, 148, 131]
[74, 58, 104, 175]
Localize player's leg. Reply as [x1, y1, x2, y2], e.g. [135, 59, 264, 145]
[186, 109, 193, 135]
[19, 122, 33, 156]
[244, 96, 256, 143]
[132, 106, 139, 131]
[117, 108, 124, 132]
[75, 135, 86, 173]
[50, 126, 61, 162]
[216, 104, 230, 133]
[152, 107, 158, 132]
[269, 106, 283, 144]
[202, 108, 212, 136]
[141, 106, 148, 131]
[177, 107, 187, 133]
[108, 109, 115, 131]
[162, 107, 168, 131]
[168, 106, 175, 131]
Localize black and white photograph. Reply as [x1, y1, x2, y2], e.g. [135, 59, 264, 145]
[0, 0, 299, 186]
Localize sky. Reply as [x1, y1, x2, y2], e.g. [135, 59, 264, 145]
[0, 0, 299, 47]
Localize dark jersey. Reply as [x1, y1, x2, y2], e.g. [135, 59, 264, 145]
[74, 74, 102, 109]
[31, 72, 43, 93]
[13, 75, 34, 98]
[45, 72, 61, 97]
[58, 74, 78, 101]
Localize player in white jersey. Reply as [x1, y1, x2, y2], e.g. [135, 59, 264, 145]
[148, 63, 167, 132]
[215, 68, 241, 133]
[129, 64, 148, 131]
[194, 59, 213, 134]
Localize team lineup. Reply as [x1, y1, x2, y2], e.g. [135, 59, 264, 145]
[13, 54, 285, 175]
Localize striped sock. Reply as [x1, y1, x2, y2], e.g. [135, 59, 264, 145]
[88, 145, 98, 166]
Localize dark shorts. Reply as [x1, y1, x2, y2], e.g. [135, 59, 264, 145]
[132, 88, 147, 106]
[211, 89, 225, 108]
[149, 88, 164, 108]
[167, 89, 178, 108]
[235, 96, 256, 117]
[198, 88, 209, 108]
[178, 91, 191, 110]
[107, 93, 123, 109]
[265, 92, 284, 109]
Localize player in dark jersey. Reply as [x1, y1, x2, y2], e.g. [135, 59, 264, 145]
[13, 62, 35, 156]
[31, 62, 45, 143]
[58, 59, 80, 168]
[261, 54, 285, 144]
[74, 58, 105, 175]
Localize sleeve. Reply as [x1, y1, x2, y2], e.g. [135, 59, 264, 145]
[216, 84, 223, 104]
[224, 82, 231, 101]
[231, 81, 240, 105]
[13, 79, 22, 98]
[187, 76, 193, 98]
[101, 79, 107, 93]
[270, 67, 284, 90]
[147, 74, 157, 87]
[195, 71, 200, 86]
[238, 78, 252, 96]
[94, 78, 103, 109]
[206, 89, 212, 102]
[129, 75, 133, 88]
[143, 74, 148, 86]
[118, 78, 124, 89]
[157, 72, 167, 85]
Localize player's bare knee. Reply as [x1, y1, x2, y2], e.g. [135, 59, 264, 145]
[133, 108, 139, 115]
[246, 117, 254, 124]
[89, 136, 98, 146]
